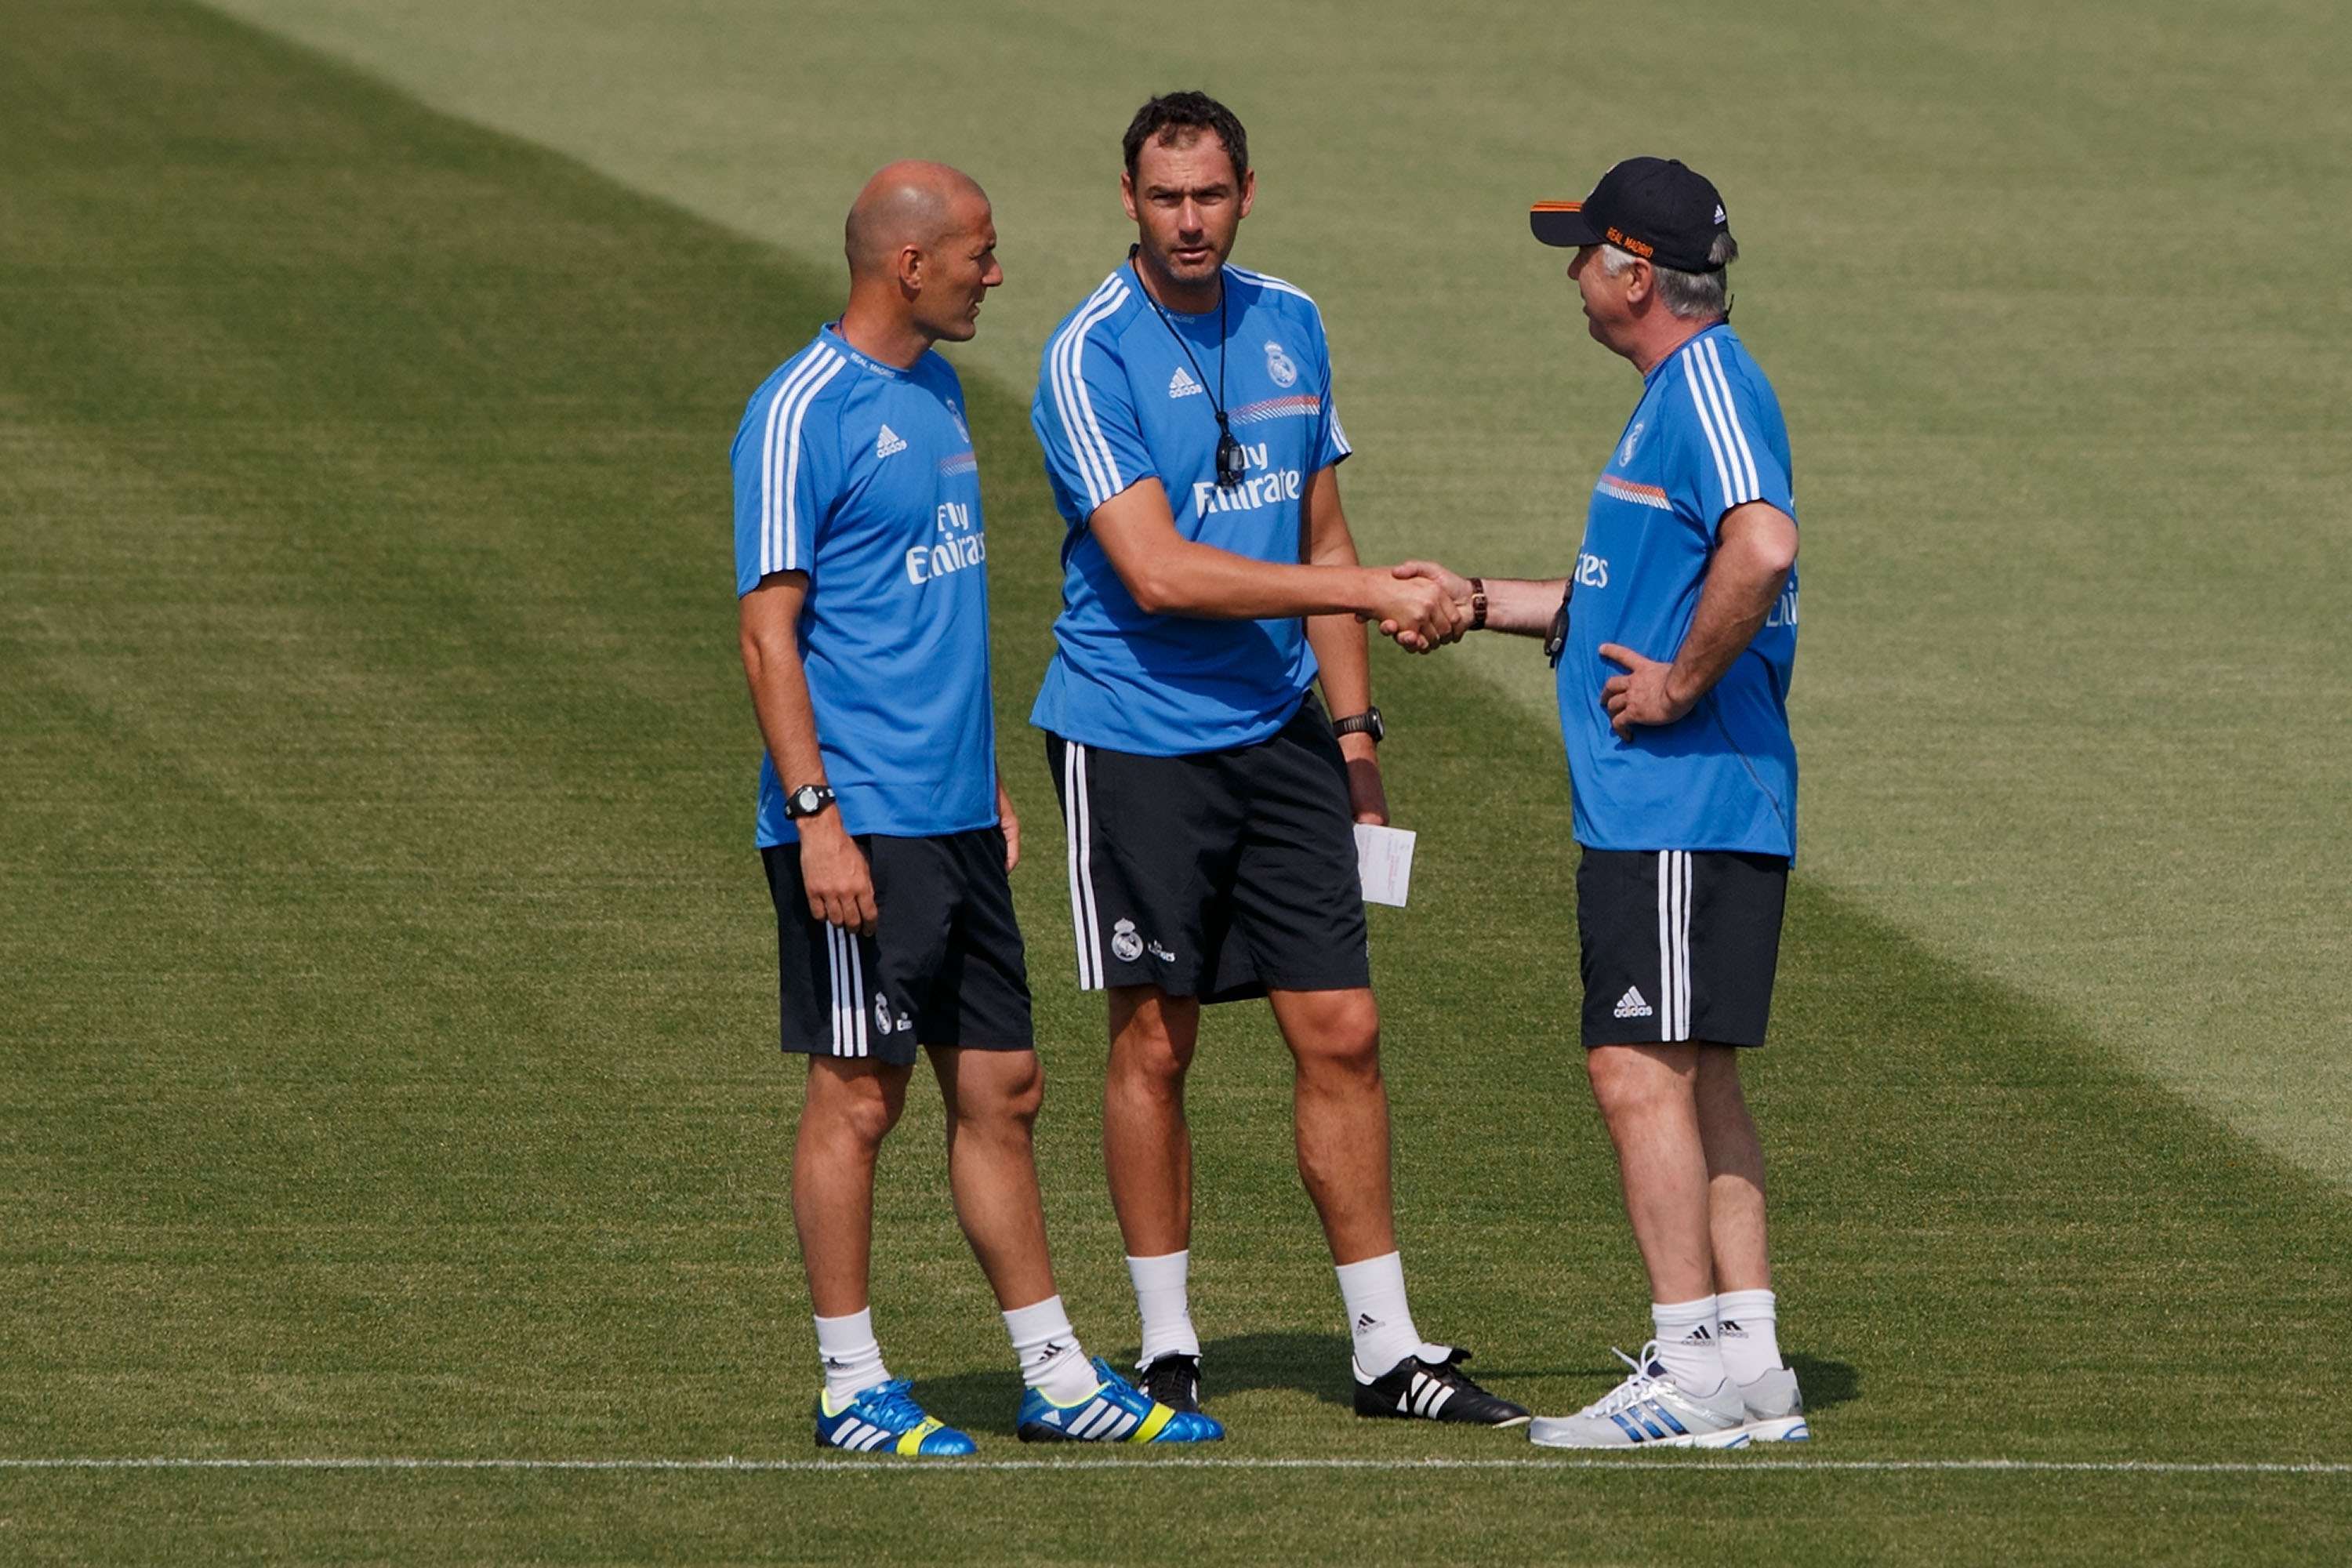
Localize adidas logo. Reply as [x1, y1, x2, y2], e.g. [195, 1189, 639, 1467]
[875, 423, 908, 459]
[1613, 985, 1653, 1019]
[1714, 202, 1726, 224]
[1684, 1325, 1712, 1343]
[1720, 1319, 1747, 1338]
[1168, 365, 1204, 399]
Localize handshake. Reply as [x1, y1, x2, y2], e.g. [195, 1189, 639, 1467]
[1359, 560, 1477, 654]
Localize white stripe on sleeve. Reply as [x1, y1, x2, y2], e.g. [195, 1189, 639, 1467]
[1700, 336, 1762, 503]
[1686, 344, 1756, 510]
[776, 350, 847, 573]
[764, 351, 829, 577]
[1047, 278, 1128, 512]
[1680, 346, 1738, 515]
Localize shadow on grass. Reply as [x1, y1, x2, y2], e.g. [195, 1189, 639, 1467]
[912, 1330, 1360, 1432]
[1787, 1354, 1859, 1411]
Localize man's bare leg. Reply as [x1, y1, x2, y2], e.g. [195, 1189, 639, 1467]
[1105, 985, 1202, 1369]
[931, 1044, 1102, 1406]
[1270, 985, 1442, 1381]
[1585, 1042, 1713, 1301]
[793, 1056, 911, 1401]
[794, 1057, 913, 1316]
[1104, 986, 1199, 1254]
[929, 1045, 1056, 1309]
[1266, 986, 1396, 1264]
[1693, 1044, 1769, 1293]
[1585, 1041, 1726, 1391]
[1694, 1044, 1788, 1394]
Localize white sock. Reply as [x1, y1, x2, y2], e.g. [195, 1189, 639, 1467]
[1334, 1252, 1443, 1377]
[813, 1308, 890, 1404]
[1127, 1250, 1200, 1366]
[1650, 1295, 1726, 1393]
[1716, 1288, 1784, 1385]
[1004, 1294, 1098, 1406]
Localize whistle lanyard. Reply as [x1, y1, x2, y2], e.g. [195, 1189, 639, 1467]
[1131, 252, 1243, 488]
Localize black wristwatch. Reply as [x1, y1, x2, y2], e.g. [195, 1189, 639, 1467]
[1330, 707, 1385, 744]
[784, 782, 837, 820]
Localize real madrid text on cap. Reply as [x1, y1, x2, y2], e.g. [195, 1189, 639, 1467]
[1530, 156, 1729, 273]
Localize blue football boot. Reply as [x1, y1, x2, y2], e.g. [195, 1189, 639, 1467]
[814, 1378, 977, 1457]
[1016, 1356, 1225, 1443]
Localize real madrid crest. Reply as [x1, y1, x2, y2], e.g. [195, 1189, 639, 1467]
[1111, 918, 1144, 963]
[1263, 339, 1298, 389]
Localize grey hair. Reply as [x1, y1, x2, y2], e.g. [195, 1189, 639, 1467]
[1601, 231, 1738, 321]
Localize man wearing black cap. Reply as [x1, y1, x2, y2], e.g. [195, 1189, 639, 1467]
[1396, 157, 1808, 1450]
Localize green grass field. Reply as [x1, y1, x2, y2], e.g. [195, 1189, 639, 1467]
[4, 1, 2349, 1563]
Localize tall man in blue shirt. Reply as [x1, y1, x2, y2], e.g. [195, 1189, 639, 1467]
[1397, 158, 1809, 1450]
[734, 160, 1218, 1454]
[1032, 92, 1526, 1430]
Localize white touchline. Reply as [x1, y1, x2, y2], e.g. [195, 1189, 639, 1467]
[1, 1457, 2345, 1475]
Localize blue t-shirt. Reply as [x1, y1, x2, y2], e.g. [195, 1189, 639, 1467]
[731, 325, 997, 847]
[1029, 263, 1353, 757]
[1557, 323, 1799, 858]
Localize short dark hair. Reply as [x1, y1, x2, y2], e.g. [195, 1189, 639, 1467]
[1122, 91, 1249, 187]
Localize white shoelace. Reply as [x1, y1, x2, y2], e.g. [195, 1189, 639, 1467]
[1577, 1341, 1671, 1420]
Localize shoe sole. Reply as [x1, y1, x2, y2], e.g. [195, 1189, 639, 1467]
[1355, 1401, 1534, 1429]
[1741, 1415, 1809, 1443]
[1527, 1417, 1751, 1451]
[1017, 1420, 1225, 1445]
[1355, 1405, 1533, 1428]
[814, 1434, 974, 1457]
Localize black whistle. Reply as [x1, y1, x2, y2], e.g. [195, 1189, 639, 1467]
[1214, 422, 1244, 489]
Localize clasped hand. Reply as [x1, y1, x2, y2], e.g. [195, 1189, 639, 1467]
[1366, 560, 1474, 652]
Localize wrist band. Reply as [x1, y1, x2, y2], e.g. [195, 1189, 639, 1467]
[1469, 577, 1489, 632]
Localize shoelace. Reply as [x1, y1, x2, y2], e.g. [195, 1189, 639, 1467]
[1580, 1341, 1669, 1419]
[856, 1378, 926, 1430]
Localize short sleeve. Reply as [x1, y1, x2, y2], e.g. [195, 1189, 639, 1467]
[733, 354, 849, 596]
[1669, 336, 1794, 537]
[1312, 325, 1352, 472]
[1033, 312, 1154, 523]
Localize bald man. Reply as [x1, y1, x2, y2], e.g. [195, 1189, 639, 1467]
[732, 162, 1221, 1454]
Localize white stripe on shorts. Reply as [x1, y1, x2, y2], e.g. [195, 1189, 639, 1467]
[1657, 851, 1694, 1043]
[1062, 742, 1103, 989]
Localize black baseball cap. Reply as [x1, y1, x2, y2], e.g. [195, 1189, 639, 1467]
[1530, 157, 1729, 273]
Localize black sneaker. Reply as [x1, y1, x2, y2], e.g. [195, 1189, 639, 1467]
[1137, 1352, 1203, 1414]
[1353, 1347, 1530, 1427]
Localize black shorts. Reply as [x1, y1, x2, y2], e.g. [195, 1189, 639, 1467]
[1047, 695, 1371, 1004]
[760, 827, 1033, 1065]
[1577, 848, 1788, 1048]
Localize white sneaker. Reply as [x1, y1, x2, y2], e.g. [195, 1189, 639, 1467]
[1736, 1365, 1809, 1442]
[1526, 1342, 1751, 1450]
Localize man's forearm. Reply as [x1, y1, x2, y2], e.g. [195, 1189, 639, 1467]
[744, 642, 826, 788]
[1131, 535, 1385, 620]
[1664, 549, 1788, 709]
[1472, 577, 1571, 637]
[739, 594, 828, 791]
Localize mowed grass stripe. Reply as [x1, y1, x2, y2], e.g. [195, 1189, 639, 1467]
[9, 1456, 2352, 1475]
[2, 3, 2348, 1563]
